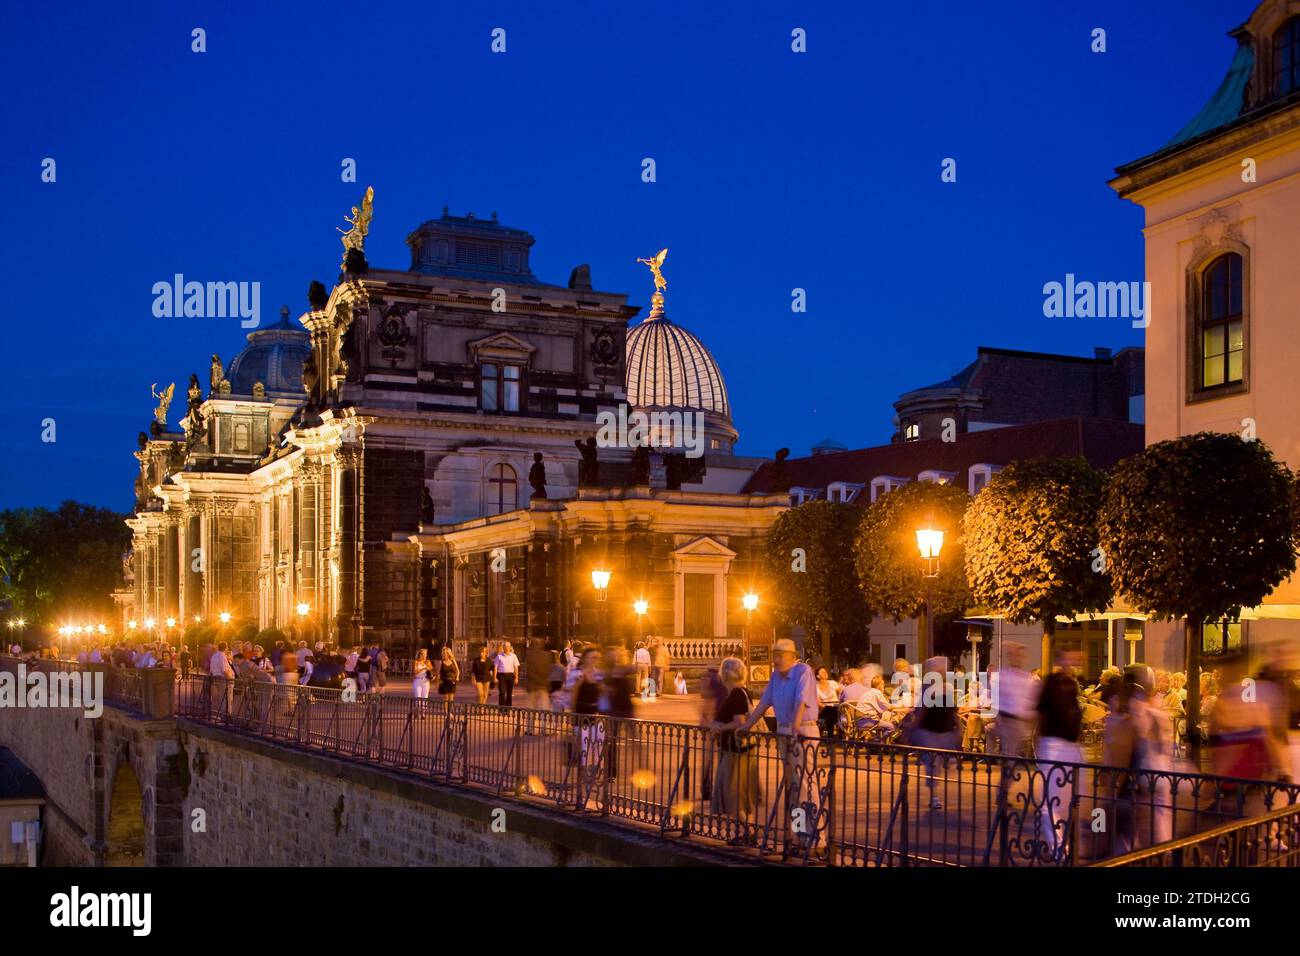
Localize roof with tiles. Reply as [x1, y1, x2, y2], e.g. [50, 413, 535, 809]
[741, 417, 1145, 496]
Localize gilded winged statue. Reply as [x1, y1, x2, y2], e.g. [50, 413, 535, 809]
[339, 186, 375, 264]
[151, 382, 174, 426]
[637, 248, 668, 294]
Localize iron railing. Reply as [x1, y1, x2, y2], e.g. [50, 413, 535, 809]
[172, 672, 1300, 866]
[0, 654, 146, 712]
[1095, 800, 1300, 867]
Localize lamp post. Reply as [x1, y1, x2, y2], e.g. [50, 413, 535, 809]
[915, 524, 945, 663]
[742, 592, 758, 661]
[591, 569, 611, 642]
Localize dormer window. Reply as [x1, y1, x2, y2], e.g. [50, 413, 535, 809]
[903, 423, 919, 442]
[968, 463, 1001, 495]
[869, 476, 909, 502]
[827, 481, 863, 504]
[918, 470, 957, 485]
[480, 362, 521, 412]
[1274, 17, 1300, 97]
[789, 487, 820, 506]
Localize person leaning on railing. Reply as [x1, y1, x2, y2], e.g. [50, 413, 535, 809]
[735, 639, 823, 852]
[709, 656, 760, 846]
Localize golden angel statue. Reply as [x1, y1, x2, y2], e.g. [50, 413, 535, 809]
[637, 248, 668, 294]
[339, 186, 375, 264]
[151, 382, 175, 426]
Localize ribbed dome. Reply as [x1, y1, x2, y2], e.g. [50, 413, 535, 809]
[625, 309, 731, 419]
[227, 309, 311, 398]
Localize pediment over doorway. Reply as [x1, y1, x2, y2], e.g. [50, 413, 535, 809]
[671, 535, 736, 560]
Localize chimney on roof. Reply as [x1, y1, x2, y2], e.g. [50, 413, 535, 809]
[1094, 347, 1112, 361]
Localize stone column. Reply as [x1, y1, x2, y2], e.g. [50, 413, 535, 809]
[336, 449, 360, 647]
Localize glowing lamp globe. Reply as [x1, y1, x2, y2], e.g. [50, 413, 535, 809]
[915, 528, 945, 560]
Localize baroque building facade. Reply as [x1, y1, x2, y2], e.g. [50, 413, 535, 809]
[125, 203, 779, 661]
[1110, 0, 1300, 667]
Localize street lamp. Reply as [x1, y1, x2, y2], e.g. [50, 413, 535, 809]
[296, 602, 313, 647]
[591, 569, 612, 642]
[742, 592, 758, 659]
[218, 611, 231, 626]
[916, 523, 945, 662]
[633, 598, 648, 642]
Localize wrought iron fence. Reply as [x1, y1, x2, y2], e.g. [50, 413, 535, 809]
[0, 654, 145, 712]
[1095, 800, 1300, 867]
[172, 673, 1300, 866]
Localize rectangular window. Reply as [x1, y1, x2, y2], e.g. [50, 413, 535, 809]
[481, 363, 499, 410]
[503, 365, 520, 411]
[480, 363, 521, 412]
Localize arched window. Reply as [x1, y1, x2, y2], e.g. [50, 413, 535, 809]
[1199, 253, 1244, 390]
[485, 464, 517, 516]
[1274, 17, 1300, 97]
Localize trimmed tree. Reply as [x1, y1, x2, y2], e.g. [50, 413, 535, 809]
[855, 479, 971, 662]
[763, 499, 871, 664]
[964, 457, 1113, 670]
[1099, 433, 1296, 756]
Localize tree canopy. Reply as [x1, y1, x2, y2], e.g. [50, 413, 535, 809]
[762, 499, 871, 662]
[0, 501, 131, 625]
[964, 457, 1112, 629]
[855, 479, 970, 623]
[1098, 433, 1295, 624]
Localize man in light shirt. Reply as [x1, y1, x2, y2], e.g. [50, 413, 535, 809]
[633, 642, 652, 698]
[737, 639, 823, 851]
[494, 641, 520, 706]
[739, 639, 819, 737]
[208, 641, 235, 713]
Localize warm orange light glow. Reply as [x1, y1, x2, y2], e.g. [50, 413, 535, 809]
[296, 602, 310, 617]
[916, 528, 945, 560]
[631, 769, 655, 789]
[143, 618, 156, 630]
[218, 612, 231, 625]
[633, 598, 648, 616]
[742, 592, 759, 613]
[165, 617, 177, 629]
[590, 569, 611, 591]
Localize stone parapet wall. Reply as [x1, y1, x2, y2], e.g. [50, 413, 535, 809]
[177, 720, 735, 867]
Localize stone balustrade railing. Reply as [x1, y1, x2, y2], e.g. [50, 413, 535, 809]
[662, 638, 745, 663]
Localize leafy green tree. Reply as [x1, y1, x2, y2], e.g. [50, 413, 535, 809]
[855, 480, 970, 662]
[1099, 433, 1296, 755]
[964, 458, 1112, 666]
[762, 499, 871, 664]
[0, 502, 130, 627]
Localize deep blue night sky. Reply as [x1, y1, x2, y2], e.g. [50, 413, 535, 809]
[0, 0, 1255, 511]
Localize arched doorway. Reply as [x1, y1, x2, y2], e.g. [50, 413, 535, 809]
[106, 759, 146, 866]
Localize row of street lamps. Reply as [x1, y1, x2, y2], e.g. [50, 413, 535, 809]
[588, 566, 761, 651]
